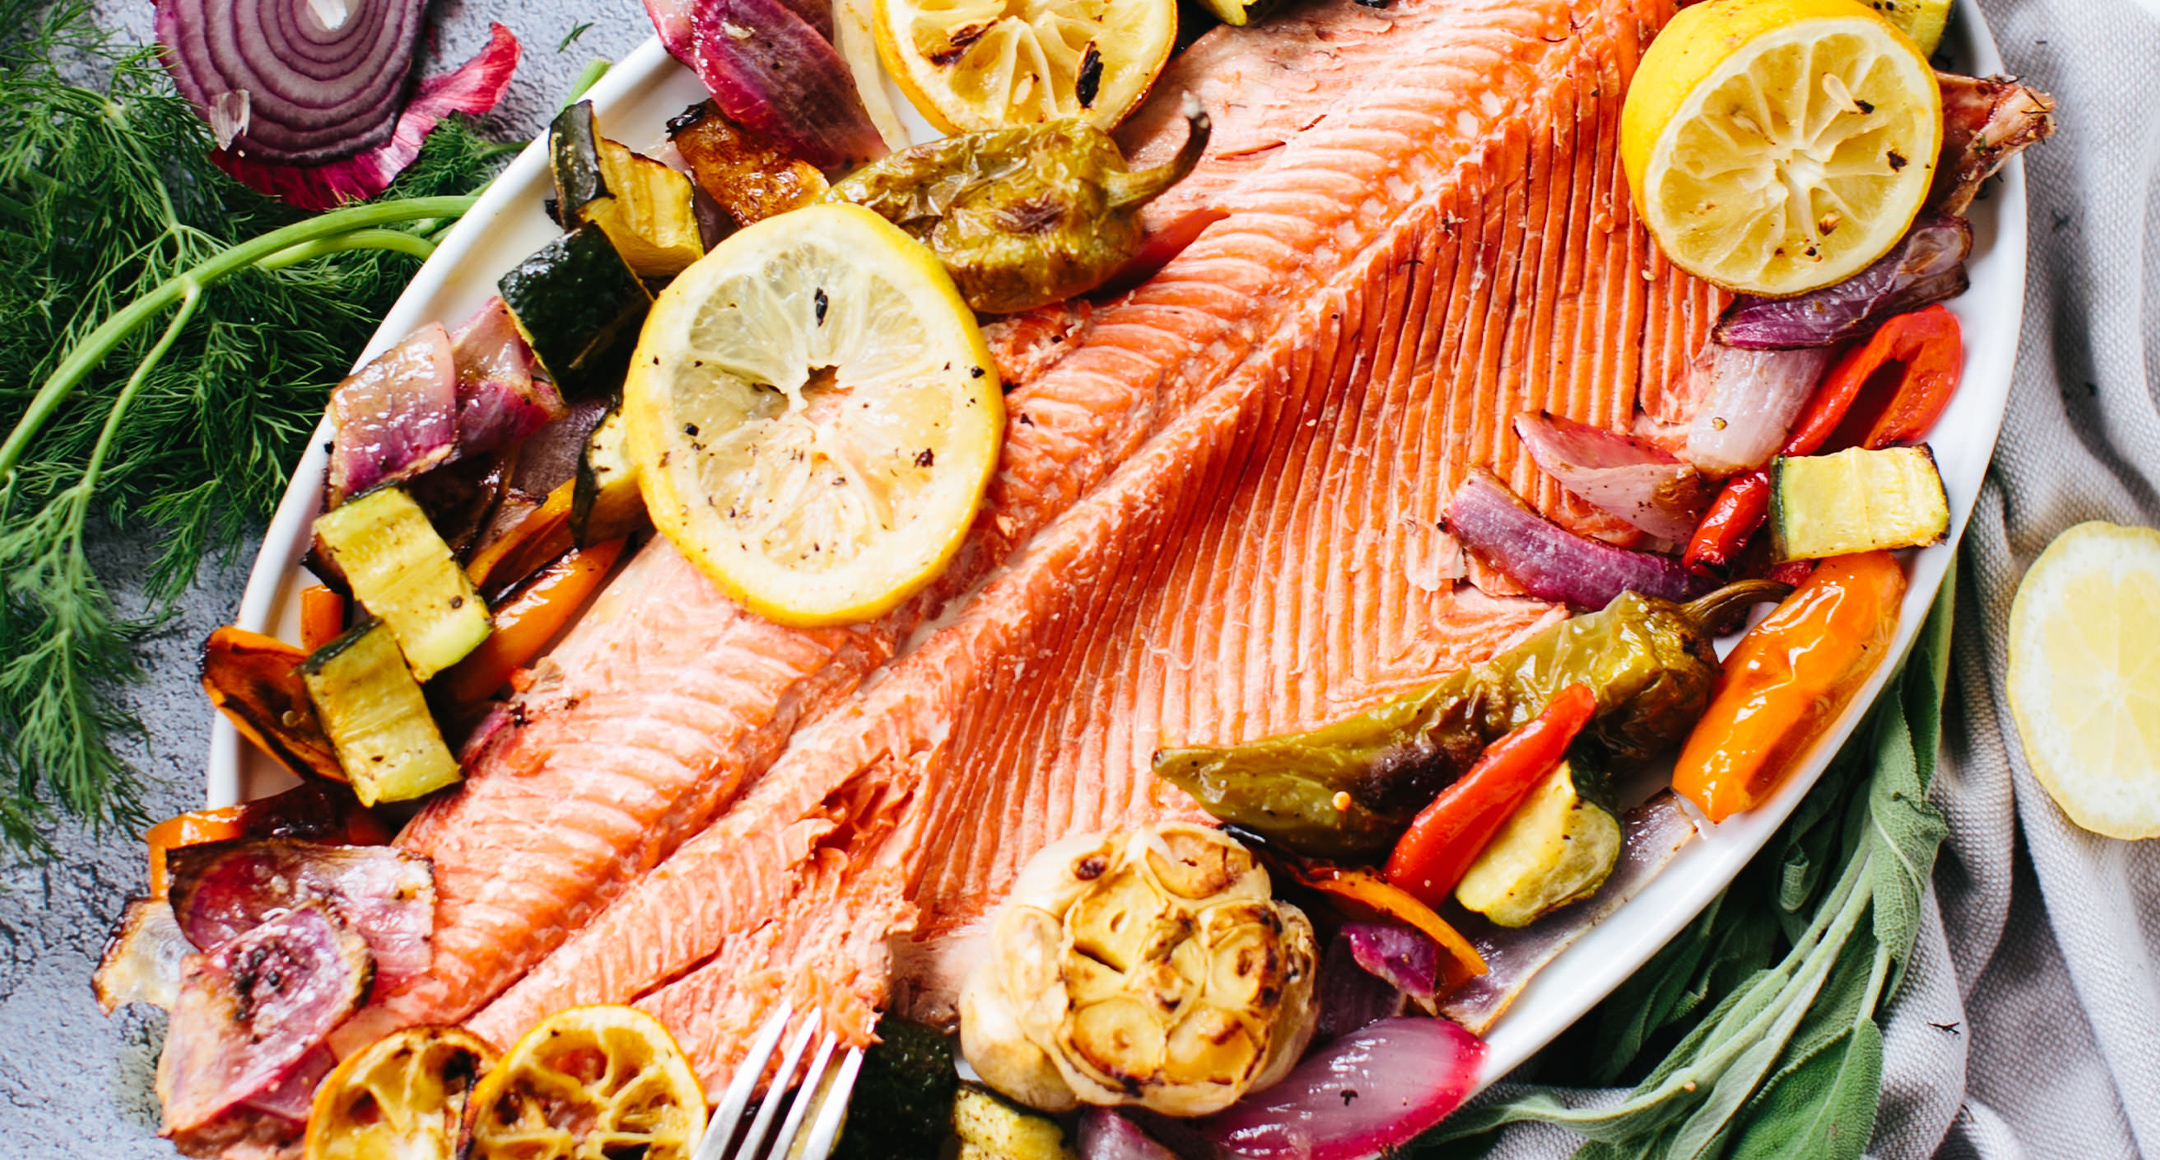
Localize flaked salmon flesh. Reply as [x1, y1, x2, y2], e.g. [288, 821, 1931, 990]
[450, 0, 1728, 1097]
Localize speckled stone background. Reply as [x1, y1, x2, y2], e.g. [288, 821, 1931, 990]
[0, 4, 650, 1153]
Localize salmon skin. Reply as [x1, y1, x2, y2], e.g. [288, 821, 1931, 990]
[463, 0, 1726, 1097]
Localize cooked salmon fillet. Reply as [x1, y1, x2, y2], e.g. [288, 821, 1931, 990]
[464, 0, 1727, 1095]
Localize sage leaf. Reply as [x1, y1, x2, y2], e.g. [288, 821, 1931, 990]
[1725, 1020, 1884, 1160]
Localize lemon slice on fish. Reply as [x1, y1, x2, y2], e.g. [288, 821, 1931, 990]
[625, 203, 1003, 628]
[1620, 0, 1942, 297]
[465, 1006, 707, 1160]
[2007, 522, 2160, 840]
[874, 0, 1175, 132]
[305, 1026, 497, 1160]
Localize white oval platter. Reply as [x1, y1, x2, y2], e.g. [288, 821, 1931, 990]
[206, 0, 2026, 1105]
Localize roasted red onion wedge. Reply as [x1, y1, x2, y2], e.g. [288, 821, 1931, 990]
[167, 839, 435, 995]
[240, 1045, 337, 1123]
[647, 0, 886, 171]
[327, 322, 457, 505]
[1447, 470, 1707, 609]
[1079, 1108, 1180, 1160]
[1195, 1018, 1485, 1160]
[1440, 793, 1697, 1034]
[93, 898, 190, 1014]
[449, 297, 565, 457]
[156, 904, 372, 1135]
[1934, 72, 2056, 215]
[1514, 412, 1709, 543]
[1715, 215, 1973, 351]
[1682, 345, 1836, 475]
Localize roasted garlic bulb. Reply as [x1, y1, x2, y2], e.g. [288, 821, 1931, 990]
[959, 824, 1319, 1117]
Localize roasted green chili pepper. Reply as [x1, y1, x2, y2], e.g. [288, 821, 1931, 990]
[1153, 580, 1788, 860]
[823, 102, 1210, 314]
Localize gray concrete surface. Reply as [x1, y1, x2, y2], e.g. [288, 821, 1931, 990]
[0, 3, 649, 1153]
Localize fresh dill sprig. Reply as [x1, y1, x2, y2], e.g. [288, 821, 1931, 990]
[0, 0, 508, 854]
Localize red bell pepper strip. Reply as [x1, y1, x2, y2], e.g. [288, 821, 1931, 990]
[1683, 305, 1964, 577]
[1384, 683, 1598, 908]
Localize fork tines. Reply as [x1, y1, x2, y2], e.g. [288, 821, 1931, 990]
[693, 1003, 866, 1160]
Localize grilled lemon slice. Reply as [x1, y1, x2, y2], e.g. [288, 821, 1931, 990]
[2007, 522, 2160, 839]
[305, 1026, 497, 1160]
[624, 203, 1003, 627]
[874, 0, 1175, 132]
[1620, 0, 1942, 297]
[465, 1006, 706, 1160]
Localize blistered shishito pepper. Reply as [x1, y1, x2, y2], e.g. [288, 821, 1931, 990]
[1153, 580, 1788, 860]
[823, 103, 1210, 314]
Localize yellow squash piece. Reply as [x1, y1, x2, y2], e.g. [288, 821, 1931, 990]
[465, 1006, 707, 1160]
[1770, 444, 1950, 560]
[1455, 760, 1622, 928]
[953, 1086, 1077, 1160]
[2007, 522, 2160, 839]
[1620, 0, 1942, 297]
[305, 1026, 498, 1160]
[312, 486, 491, 681]
[301, 621, 463, 806]
[625, 203, 1003, 627]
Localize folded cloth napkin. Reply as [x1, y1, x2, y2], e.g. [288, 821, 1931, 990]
[1481, 2, 2160, 1157]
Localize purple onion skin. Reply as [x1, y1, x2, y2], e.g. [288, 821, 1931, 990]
[1343, 922, 1443, 999]
[1316, 929, 1409, 1044]
[1447, 470, 1708, 609]
[1080, 1108, 1182, 1160]
[1717, 213, 1973, 349]
[647, 0, 887, 171]
[1196, 1018, 1486, 1160]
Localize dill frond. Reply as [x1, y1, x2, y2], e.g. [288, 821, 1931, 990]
[0, 0, 508, 851]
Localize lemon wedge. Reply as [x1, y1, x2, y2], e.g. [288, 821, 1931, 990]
[874, 0, 1174, 132]
[625, 203, 1003, 627]
[1620, 0, 1942, 297]
[305, 1026, 497, 1160]
[465, 1006, 707, 1160]
[2007, 521, 2160, 839]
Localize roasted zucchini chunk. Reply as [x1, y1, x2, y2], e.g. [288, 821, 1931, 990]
[301, 622, 463, 806]
[311, 486, 491, 681]
[1771, 444, 1950, 562]
[550, 101, 704, 278]
[571, 402, 647, 547]
[952, 1086, 1077, 1160]
[1454, 752, 1622, 928]
[497, 224, 653, 400]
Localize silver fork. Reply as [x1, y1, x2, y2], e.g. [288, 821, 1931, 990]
[693, 1003, 866, 1160]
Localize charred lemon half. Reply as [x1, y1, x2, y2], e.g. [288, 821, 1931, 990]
[464, 1006, 707, 1160]
[305, 1026, 497, 1160]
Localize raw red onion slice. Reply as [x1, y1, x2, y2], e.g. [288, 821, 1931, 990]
[1440, 793, 1696, 1034]
[1513, 412, 1710, 543]
[326, 321, 457, 505]
[1195, 1018, 1486, 1160]
[155, 903, 372, 1134]
[211, 23, 522, 211]
[166, 839, 436, 996]
[1715, 215, 1973, 351]
[647, 0, 886, 171]
[1682, 345, 1836, 476]
[1446, 469, 1707, 609]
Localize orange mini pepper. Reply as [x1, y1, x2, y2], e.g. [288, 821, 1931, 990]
[1674, 550, 1906, 822]
[1384, 683, 1598, 908]
[298, 585, 346, 652]
[437, 538, 627, 706]
[1289, 864, 1487, 989]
